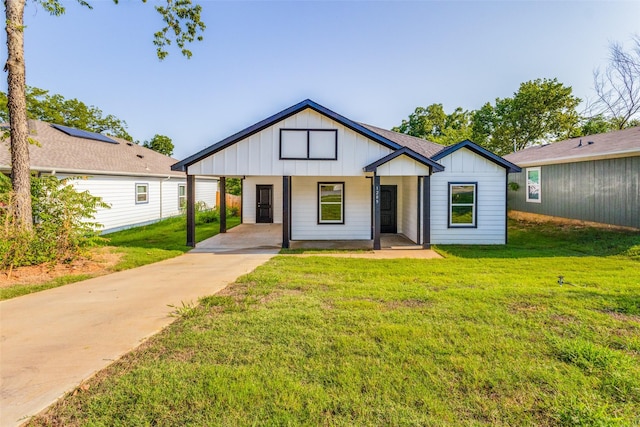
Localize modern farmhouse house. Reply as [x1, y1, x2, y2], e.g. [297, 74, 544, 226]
[172, 100, 520, 249]
[0, 120, 217, 233]
[505, 126, 640, 229]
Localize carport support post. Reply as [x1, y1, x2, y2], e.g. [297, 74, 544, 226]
[422, 175, 431, 249]
[373, 174, 381, 250]
[219, 177, 226, 233]
[186, 174, 196, 247]
[282, 176, 290, 249]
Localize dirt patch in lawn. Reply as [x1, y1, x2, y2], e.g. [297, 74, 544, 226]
[0, 247, 122, 288]
[509, 211, 639, 231]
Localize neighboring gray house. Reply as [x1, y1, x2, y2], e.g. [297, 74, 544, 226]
[504, 126, 640, 229]
[172, 99, 520, 249]
[1, 120, 217, 233]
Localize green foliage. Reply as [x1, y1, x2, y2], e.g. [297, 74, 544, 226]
[0, 86, 133, 141]
[226, 178, 242, 196]
[31, 0, 205, 61]
[392, 103, 473, 145]
[394, 79, 581, 154]
[0, 175, 109, 269]
[508, 181, 520, 191]
[474, 78, 582, 155]
[142, 134, 174, 156]
[152, 1, 206, 60]
[196, 208, 219, 224]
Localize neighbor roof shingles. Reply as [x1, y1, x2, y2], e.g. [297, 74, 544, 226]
[0, 120, 184, 177]
[504, 126, 640, 166]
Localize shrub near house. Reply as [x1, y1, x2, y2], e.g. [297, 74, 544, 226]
[0, 174, 107, 269]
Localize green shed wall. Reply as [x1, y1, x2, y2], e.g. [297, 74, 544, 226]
[508, 156, 639, 229]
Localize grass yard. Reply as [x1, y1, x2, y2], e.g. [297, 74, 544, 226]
[30, 219, 640, 426]
[0, 215, 240, 300]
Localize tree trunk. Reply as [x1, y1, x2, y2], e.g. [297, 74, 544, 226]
[4, 0, 32, 231]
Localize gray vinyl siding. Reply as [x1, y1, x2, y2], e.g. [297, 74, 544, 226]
[508, 156, 639, 228]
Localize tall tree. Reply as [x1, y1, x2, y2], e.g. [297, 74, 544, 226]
[1, 86, 133, 140]
[143, 134, 174, 156]
[592, 35, 640, 129]
[393, 103, 473, 145]
[473, 78, 581, 155]
[4, 0, 205, 231]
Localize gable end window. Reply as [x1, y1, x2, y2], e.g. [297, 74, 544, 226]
[280, 129, 338, 160]
[136, 183, 149, 204]
[318, 182, 344, 224]
[448, 183, 477, 228]
[526, 167, 541, 203]
[178, 184, 186, 210]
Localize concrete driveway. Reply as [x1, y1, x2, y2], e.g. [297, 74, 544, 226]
[0, 250, 277, 427]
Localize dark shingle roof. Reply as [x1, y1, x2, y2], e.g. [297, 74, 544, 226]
[0, 120, 184, 177]
[358, 123, 445, 158]
[504, 126, 640, 166]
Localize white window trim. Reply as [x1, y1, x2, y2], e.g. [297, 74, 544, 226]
[448, 182, 477, 228]
[318, 182, 344, 224]
[526, 167, 542, 203]
[178, 183, 186, 210]
[135, 183, 149, 204]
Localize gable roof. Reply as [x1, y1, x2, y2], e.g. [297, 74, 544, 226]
[171, 99, 405, 172]
[432, 140, 521, 173]
[364, 146, 444, 173]
[504, 126, 640, 167]
[0, 120, 185, 177]
[172, 99, 517, 174]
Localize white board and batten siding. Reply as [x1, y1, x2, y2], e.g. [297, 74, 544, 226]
[376, 155, 431, 177]
[61, 174, 217, 233]
[186, 109, 394, 177]
[430, 148, 507, 244]
[292, 176, 371, 240]
[401, 176, 419, 243]
[243, 176, 283, 224]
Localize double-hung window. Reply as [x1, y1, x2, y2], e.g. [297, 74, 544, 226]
[449, 183, 476, 227]
[178, 184, 187, 210]
[136, 183, 149, 204]
[318, 182, 344, 224]
[526, 167, 541, 203]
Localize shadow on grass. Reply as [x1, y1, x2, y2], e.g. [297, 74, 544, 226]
[438, 219, 640, 259]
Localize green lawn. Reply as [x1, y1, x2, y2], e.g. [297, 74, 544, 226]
[0, 215, 240, 300]
[29, 219, 640, 426]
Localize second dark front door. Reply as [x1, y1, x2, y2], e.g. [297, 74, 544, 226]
[380, 185, 397, 233]
[256, 185, 273, 223]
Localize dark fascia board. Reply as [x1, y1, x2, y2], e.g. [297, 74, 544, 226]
[431, 139, 522, 173]
[171, 99, 404, 172]
[364, 146, 445, 173]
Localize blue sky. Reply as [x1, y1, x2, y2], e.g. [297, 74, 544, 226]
[2, 0, 639, 159]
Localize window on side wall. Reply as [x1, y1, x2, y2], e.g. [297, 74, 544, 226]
[178, 184, 186, 210]
[448, 183, 476, 228]
[526, 167, 541, 203]
[318, 182, 344, 224]
[136, 183, 149, 204]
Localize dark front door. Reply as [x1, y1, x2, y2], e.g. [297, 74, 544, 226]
[380, 185, 397, 233]
[256, 185, 273, 223]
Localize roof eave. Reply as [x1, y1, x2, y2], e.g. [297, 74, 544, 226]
[432, 140, 521, 173]
[506, 149, 640, 168]
[363, 146, 445, 173]
[173, 99, 404, 172]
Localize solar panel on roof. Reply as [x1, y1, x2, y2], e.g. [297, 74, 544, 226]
[51, 124, 118, 144]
